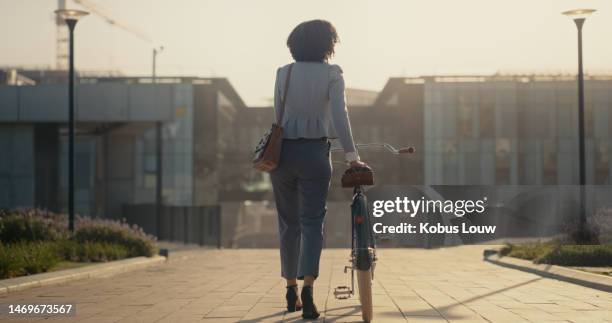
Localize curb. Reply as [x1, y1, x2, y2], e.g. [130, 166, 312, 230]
[0, 255, 166, 295]
[483, 250, 612, 293]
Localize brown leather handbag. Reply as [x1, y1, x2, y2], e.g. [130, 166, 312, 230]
[252, 64, 293, 172]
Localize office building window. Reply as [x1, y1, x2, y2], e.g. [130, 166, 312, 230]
[595, 140, 609, 184]
[496, 138, 511, 185]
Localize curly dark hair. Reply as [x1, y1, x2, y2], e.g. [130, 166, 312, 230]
[287, 20, 338, 62]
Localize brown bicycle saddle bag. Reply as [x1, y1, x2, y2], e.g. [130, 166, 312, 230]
[341, 166, 374, 188]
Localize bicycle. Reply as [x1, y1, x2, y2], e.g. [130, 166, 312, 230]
[331, 143, 414, 322]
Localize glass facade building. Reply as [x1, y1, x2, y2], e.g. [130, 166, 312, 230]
[230, 75, 612, 203]
[2, 71, 612, 216]
[2, 71, 612, 246]
[0, 75, 244, 220]
[422, 75, 612, 185]
[133, 84, 195, 206]
[0, 125, 35, 207]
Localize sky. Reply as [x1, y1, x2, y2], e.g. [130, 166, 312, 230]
[1, 0, 611, 106]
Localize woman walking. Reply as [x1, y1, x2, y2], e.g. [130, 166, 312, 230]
[271, 19, 367, 319]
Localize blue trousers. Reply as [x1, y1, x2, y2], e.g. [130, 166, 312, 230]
[270, 139, 332, 279]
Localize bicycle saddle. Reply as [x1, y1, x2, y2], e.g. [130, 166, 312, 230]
[341, 166, 374, 188]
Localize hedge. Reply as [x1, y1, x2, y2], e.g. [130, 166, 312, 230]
[501, 242, 612, 267]
[0, 209, 157, 279]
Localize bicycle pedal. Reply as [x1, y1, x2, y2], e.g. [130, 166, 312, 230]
[334, 286, 353, 299]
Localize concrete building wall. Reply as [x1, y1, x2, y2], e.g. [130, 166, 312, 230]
[0, 84, 175, 123]
[0, 87, 19, 121]
[77, 83, 129, 121]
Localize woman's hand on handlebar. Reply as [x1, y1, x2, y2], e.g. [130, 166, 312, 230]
[349, 160, 369, 169]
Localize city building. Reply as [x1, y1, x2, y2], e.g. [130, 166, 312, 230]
[0, 70, 244, 245]
[418, 74, 612, 186]
[234, 74, 612, 201]
[227, 74, 612, 247]
[2, 69, 611, 246]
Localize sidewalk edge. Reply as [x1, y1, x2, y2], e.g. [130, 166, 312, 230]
[483, 251, 612, 293]
[0, 255, 166, 294]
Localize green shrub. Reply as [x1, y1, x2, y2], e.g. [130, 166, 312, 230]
[0, 243, 24, 278]
[499, 243, 512, 256]
[57, 240, 129, 262]
[0, 242, 61, 278]
[74, 225, 156, 257]
[0, 213, 65, 243]
[19, 242, 62, 274]
[0, 209, 157, 279]
[536, 245, 612, 267]
[566, 225, 600, 245]
[0, 209, 157, 258]
[81, 242, 129, 262]
[505, 242, 555, 261]
[502, 242, 612, 267]
[0, 240, 135, 278]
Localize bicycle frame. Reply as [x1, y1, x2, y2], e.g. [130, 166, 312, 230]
[335, 185, 371, 299]
[333, 142, 413, 300]
[352, 185, 375, 269]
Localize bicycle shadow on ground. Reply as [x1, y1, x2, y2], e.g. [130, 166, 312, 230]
[237, 310, 285, 323]
[321, 305, 361, 322]
[238, 277, 543, 322]
[238, 305, 407, 322]
[237, 305, 361, 323]
[324, 305, 412, 322]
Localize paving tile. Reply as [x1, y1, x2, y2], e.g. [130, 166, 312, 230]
[0, 246, 609, 322]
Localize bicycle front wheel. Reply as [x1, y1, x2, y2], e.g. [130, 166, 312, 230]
[357, 268, 373, 322]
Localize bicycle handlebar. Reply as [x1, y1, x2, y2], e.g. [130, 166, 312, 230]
[330, 143, 415, 155]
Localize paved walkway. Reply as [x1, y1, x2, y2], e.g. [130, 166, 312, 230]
[1, 246, 611, 322]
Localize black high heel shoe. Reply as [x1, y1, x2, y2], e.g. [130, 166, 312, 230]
[286, 285, 302, 312]
[301, 285, 320, 319]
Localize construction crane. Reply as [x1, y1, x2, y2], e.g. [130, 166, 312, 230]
[55, 0, 153, 70]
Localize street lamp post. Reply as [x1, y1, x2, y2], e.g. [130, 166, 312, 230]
[152, 46, 164, 238]
[55, 9, 89, 233]
[152, 46, 164, 81]
[562, 9, 596, 240]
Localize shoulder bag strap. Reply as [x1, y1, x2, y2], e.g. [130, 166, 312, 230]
[277, 63, 293, 124]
